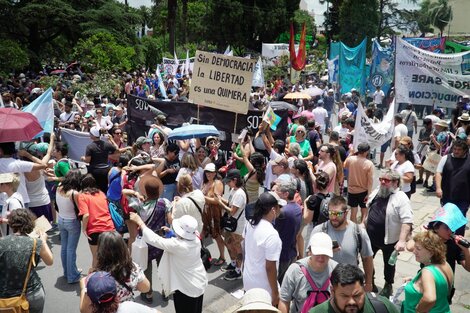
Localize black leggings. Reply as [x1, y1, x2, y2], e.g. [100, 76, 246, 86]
[173, 290, 203, 313]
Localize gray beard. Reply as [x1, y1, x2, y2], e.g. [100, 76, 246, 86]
[377, 186, 394, 198]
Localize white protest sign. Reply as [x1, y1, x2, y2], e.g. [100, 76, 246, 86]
[190, 50, 256, 114]
[395, 37, 470, 108]
[353, 99, 395, 150]
[262, 43, 299, 66]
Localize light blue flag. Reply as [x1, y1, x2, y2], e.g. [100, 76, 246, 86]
[367, 40, 394, 97]
[339, 38, 367, 94]
[428, 203, 468, 232]
[328, 42, 341, 83]
[156, 66, 168, 99]
[22, 87, 54, 138]
[252, 57, 265, 87]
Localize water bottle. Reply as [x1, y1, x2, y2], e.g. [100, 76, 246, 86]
[388, 250, 399, 266]
[451, 234, 470, 248]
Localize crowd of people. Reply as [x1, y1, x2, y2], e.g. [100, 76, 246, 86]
[0, 68, 469, 313]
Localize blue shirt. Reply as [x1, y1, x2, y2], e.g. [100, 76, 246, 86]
[274, 201, 302, 261]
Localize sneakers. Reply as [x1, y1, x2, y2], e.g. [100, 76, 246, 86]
[416, 178, 423, 184]
[423, 181, 429, 188]
[221, 263, 236, 272]
[379, 282, 393, 298]
[426, 186, 436, 192]
[223, 270, 242, 281]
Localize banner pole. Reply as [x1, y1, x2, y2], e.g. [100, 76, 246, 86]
[197, 105, 200, 124]
[392, 35, 398, 114]
[233, 113, 238, 134]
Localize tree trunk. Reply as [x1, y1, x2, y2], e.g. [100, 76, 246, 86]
[168, 0, 177, 54]
[28, 23, 42, 71]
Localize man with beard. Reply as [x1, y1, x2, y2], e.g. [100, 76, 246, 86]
[309, 264, 399, 313]
[310, 195, 374, 292]
[364, 170, 413, 298]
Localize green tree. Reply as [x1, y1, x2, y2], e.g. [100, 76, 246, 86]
[0, 39, 29, 75]
[396, 0, 433, 36]
[320, 0, 343, 42]
[73, 32, 136, 71]
[338, 0, 378, 47]
[429, 0, 453, 37]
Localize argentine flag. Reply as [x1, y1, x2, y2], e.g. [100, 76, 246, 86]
[22, 87, 54, 138]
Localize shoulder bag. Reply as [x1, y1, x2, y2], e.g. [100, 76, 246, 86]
[187, 197, 212, 270]
[0, 238, 37, 312]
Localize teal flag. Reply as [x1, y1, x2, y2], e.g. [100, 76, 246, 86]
[328, 42, 341, 83]
[366, 40, 394, 97]
[339, 39, 367, 94]
[22, 87, 54, 138]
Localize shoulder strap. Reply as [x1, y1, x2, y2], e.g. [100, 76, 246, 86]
[299, 264, 330, 291]
[321, 221, 328, 233]
[109, 169, 121, 183]
[355, 223, 362, 257]
[72, 191, 80, 219]
[22, 238, 37, 295]
[188, 196, 203, 217]
[404, 110, 413, 126]
[366, 292, 388, 313]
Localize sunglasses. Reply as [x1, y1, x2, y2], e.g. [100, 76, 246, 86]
[297, 131, 305, 134]
[328, 211, 346, 217]
[115, 132, 122, 135]
[379, 177, 393, 183]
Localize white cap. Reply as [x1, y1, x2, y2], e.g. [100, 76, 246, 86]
[204, 163, 216, 172]
[172, 215, 198, 240]
[308, 232, 333, 257]
[89, 126, 101, 137]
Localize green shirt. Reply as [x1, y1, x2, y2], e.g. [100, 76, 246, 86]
[309, 293, 399, 313]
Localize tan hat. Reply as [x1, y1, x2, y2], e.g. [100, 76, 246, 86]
[0, 173, 16, 184]
[435, 119, 449, 128]
[458, 113, 470, 122]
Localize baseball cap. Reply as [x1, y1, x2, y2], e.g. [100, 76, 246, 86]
[237, 288, 280, 312]
[258, 191, 287, 208]
[86, 271, 117, 304]
[204, 163, 216, 172]
[308, 232, 333, 257]
[89, 126, 101, 137]
[269, 155, 288, 167]
[223, 169, 242, 183]
[135, 136, 152, 147]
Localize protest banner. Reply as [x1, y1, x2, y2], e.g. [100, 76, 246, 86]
[328, 42, 340, 84]
[126, 95, 288, 151]
[339, 39, 367, 94]
[60, 128, 93, 162]
[353, 99, 395, 150]
[262, 43, 299, 66]
[395, 37, 470, 108]
[445, 41, 470, 54]
[367, 40, 394, 97]
[190, 50, 256, 114]
[404, 37, 446, 53]
[162, 57, 195, 76]
[22, 88, 54, 138]
[252, 57, 265, 87]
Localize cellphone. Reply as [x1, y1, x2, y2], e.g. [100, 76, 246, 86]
[332, 240, 339, 249]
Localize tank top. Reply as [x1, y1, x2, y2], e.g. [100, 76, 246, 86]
[26, 174, 50, 207]
[244, 171, 259, 204]
[402, 265, 450, 313]
[107, 168, 122, 201]
[56, 191, 76, 219]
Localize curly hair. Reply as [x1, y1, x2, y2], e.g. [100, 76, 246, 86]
[413, 231, 447, 264]
[96, 231, 135, 286]
[249, 152, 266, 185]
[60, 169, 83, 193]
[8, 209, 36, 235]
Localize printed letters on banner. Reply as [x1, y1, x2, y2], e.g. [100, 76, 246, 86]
[190, 50, 256, 114]
[395, 37, 470, 108]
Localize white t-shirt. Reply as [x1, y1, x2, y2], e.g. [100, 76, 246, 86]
[117, 301, 157, 313]
[400, 109, 418, 132]
[59, 111, 76, 123]
[391, 160, 415, 193]
[332, 125, 349, 139]
[424, 115, 440, 125]
[373, 90, 385, 105]
[175, 167, 204, 190]
[0, 158, 34, 204]
[312, 107, 328, 131]
[388, 149, 421, 165]
[1, 192, 24, 236]
[393, 123, 408, 148]
[264, 150, 280, 190]
[228, 188, 247, 234]
[243, 219, 282, 297]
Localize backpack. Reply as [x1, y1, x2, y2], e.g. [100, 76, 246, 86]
[299, 264, 330, 313]
[316, 192, 334, 224]
[109, 201, 125, 232]
[366, 292, 389, 313]
[321, 221, 362, 263]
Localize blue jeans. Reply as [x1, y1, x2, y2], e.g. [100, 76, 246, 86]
[162, 183, 177, 201]
[58, 216, 81, 283]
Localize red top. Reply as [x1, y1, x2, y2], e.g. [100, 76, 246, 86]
[78, 191, 115, 235]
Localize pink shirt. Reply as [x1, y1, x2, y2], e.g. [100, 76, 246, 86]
[316, 160, 337, 193]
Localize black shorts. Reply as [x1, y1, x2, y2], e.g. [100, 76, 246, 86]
[87, 232, 102, 246]
[348, 191, 368, 208]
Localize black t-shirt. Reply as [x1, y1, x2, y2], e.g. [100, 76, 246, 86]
[366, 196, 389, 246]
[307, 130, 320, 155]
[86, 140, 116, 169]
[160, 157, 180, 185]
[445, 239, 465, 273]
[307, 192, 328, 224]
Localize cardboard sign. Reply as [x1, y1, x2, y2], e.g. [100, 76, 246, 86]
[190, 51, 256, 114]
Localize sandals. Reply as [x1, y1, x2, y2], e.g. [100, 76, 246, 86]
[211, 257, 226, 266]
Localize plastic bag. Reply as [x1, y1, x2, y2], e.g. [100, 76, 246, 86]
[131, 236, 148, 271]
